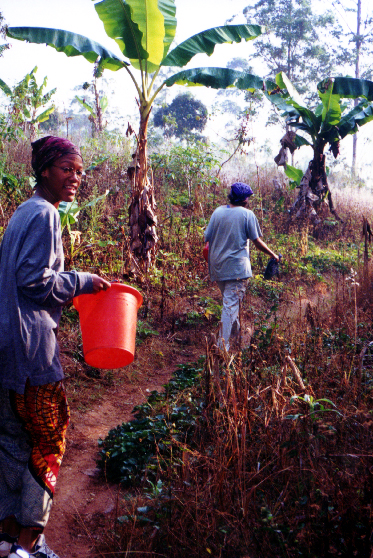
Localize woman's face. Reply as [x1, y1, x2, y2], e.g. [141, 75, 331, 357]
[39, 154, 83, 207]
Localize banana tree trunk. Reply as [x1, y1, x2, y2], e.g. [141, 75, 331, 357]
[289, 140, 342, 224]
[128, 110, 158, 272]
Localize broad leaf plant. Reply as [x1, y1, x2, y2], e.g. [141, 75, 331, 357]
[267, 72, 373, 224]
[7, 0, 266, 271]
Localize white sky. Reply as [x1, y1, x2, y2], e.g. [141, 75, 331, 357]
[1, 0, 255, 112]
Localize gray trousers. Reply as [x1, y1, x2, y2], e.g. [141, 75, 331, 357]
[216, 279, 248, 350]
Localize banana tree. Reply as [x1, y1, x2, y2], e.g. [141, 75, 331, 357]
[7, 1, 265, 271]
[75, 77, 109, 137]
[267, 72, 373, 224]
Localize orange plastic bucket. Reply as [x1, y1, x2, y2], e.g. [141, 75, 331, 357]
[73, 283, 143, 369]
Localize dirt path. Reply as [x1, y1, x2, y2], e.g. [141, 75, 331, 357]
[44, 345, 201, 558]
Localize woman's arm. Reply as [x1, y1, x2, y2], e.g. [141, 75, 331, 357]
[252, 237, 279, 262]
[15, 207, 109, 306]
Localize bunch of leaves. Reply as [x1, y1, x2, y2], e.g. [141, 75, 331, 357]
[136, 319, 159, 345]
[153, 92, 208, 139]
[0, 170, 26, 205]
[8, 67, 56, 138]
[58, 190, 109, 231]
[302, 249, 353, 274]
[97, 360, 205, 486]
[151, 140, 221, 206]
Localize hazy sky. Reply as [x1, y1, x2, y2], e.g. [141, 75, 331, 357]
[1, 0, 255, 111]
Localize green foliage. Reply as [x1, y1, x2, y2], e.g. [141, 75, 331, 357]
[0, 11, 9, 65]
[284, 163, 303, 188]
[97, 361, 205, 486]
[287, 393, 342, 422]
[7, 15, 265, 118]
[199, 296, 222, 322]
[7, 27, 125, 72]
[0, 78, 11, 96]
[136, 320, 159, 344]
[268, 73, 373, 149]
[0, 170, 27, 205]
[302, 249, 352, 274]
[58, 190, 109, 231]
[153, 93, 208, 139]
[152, 141, 220, 205]
[7, 66, 56, 139]
[74, 76, 109, 137]
[244, 0, 343, 103]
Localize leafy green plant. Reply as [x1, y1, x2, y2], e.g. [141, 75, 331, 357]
[98, 361, 204, 486]
[58, 190, 109, 231]
[268, 72, 373, 222]
[160, 141, 221, 205]
[7, 66, 56, 140]
[75, 76, 109, 137]
[287, 394, 342, 422]
[199, 296, 222, 322]
[136, 320, 159, 344]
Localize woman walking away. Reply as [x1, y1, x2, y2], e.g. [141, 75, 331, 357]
[205, 182, 279, 350]
[0, 136, 111, 558]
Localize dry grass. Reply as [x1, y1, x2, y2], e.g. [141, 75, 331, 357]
[94, 275, 373, 557]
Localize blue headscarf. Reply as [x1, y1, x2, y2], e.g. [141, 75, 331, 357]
[229, 182, 254, 203]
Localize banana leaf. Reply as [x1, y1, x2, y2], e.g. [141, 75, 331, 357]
[318, 86, 341, 133]
[294, 135, 312, 148]
[318, 76, 373, 101]
[338, 100, 373, 138]
[284, 164, 303, 187]
[276, 71, 304, 107]
[75, 96, 95, 116]
[58, 190, 109, 230]
[165, 67, 246, 89]
[162, 24, 264, 67]
[34, 106, 55, 124]
[95, 0, 166, 71]
[157, 0, 177, 60]
[0, 78, 11, 96]
[7, 27, 127, 71]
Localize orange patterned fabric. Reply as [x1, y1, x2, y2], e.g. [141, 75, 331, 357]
[12, 381, 70, 497]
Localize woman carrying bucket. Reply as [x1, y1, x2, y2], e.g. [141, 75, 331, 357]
[0, 136, 111, 558]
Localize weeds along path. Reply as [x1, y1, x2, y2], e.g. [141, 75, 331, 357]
[45, 336, 203, 558]
[44, 279, 336, 558]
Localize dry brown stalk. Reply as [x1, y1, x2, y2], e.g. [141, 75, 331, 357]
[285, 355, 306, 390]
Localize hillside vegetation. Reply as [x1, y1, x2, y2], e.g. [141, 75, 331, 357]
[2, 136, 373, 557]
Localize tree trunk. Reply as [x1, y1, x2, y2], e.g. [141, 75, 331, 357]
[94, 79, 103, 133]
[352, 0, 361, 176]
[128, 110, 158, 273]
[288, 140, 342, 225]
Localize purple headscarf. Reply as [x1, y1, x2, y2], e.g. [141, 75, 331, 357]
[229, 182, 254, 203]
[31, 136, 82, 180]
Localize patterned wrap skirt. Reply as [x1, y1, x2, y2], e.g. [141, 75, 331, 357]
[0, 381, 70, 529]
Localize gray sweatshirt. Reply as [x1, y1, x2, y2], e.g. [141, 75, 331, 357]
[0, 195, 94, 394]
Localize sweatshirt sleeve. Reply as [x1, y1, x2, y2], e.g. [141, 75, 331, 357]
[15, 204, 94, 307]
[245, 210, 262, 241]
[204, 212, 215, 242]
